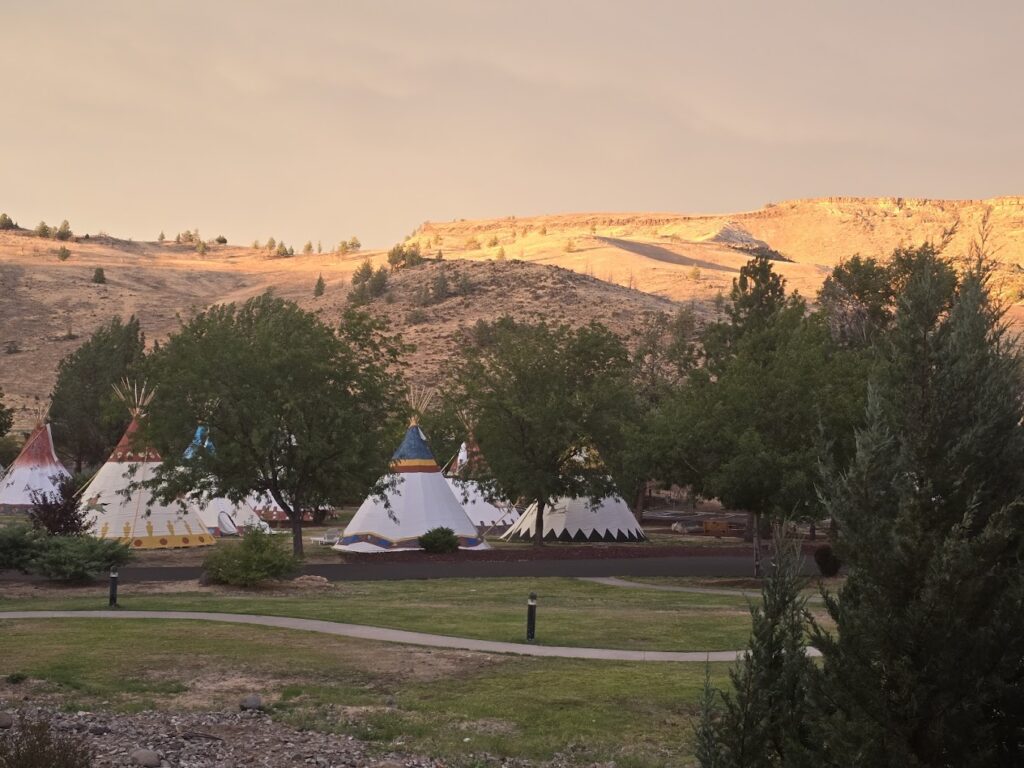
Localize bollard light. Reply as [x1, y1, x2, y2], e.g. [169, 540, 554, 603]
[108, 567, 119, 608]
[526, 591, 537, 642]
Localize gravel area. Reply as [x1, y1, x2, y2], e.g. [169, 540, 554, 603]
[0, 705, 512, 767]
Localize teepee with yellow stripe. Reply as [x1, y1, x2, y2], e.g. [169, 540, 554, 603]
[82, 381, 213, 550]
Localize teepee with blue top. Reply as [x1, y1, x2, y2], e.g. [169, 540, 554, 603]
[336, 390, 487, 552]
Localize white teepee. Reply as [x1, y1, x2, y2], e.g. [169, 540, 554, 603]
[502, 493, 646, 543]
[335, 422, 488, 553]
[445, 443, 519, 530]
[82, 383, 214, 550]
[0, 422, 71, 512]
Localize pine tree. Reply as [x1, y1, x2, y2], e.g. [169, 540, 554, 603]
[157, 231, 165, 243]
[314, 274, 325, 297]
[812, 243, 1024, 766]
[696, 532, 816, 767]
[303, 240, 313, 255]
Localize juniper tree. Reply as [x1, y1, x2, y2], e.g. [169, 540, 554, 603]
[696, 532, 816, 768]
[314, 273, 325, 297]
[811, 243, 1024, 767]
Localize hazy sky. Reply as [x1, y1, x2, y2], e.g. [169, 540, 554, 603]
[2, 1, 1021, 248]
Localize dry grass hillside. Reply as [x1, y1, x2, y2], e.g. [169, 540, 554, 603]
[409, 196, 1024, 305]
[0, 230, 677, 430]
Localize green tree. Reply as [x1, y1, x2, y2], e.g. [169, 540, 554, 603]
[348, 236, 361, 252]
[34, 221, 51, 238]
[0, 213, 16, 230]
[697, 533, 816, 767]
[811, 244, 1024, 766]
[91, 267, 106, 284]
[143, 295, 409, 556]
[453, 318, 632, 545]
[49, 317, 146, 472]
[266, 237, 276, 251]
[157, 230, 165, 242]
[818, 255, 894, 346]
[54, 220, 72, 241]
[303, 240, 313, 255]
[387, 243, 423, 271]
[195, 240, 207, 255]
[314, 273, 325, 297]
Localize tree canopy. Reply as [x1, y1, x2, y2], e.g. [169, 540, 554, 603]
[49, 317, 146, 472]
[143, 293, 409, 555]
[452, 317, 633, 545]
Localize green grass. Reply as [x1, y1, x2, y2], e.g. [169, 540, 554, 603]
[0, 617, 728, 766]
[0, 577, 763, 651]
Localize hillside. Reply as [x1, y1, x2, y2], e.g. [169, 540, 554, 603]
[408, 196, 1024, 305]
[0, 231, 676, 430]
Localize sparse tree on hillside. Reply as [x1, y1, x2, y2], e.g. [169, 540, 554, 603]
[91, 268, 106, 284]
[387, 243, 423, 271]
[157, 231, 165, 243]
[564, 239, 575, 253]
[266, 237, 276, 252]
[314, 274, 325, 297]
[303, 241, 313, 255]
[196, 240, 207, 255]
[453, 318, 633, 545]
[348, 236, 361, 252]
[54, 220, 72, 241]
[215, 235, 227, 245]
[49, 317, 146, 472]
[337, 241, 351, 255]
[252, 239, 260, 249]
[143, 295, 409, 556]
[0, 213, 17, 230]
[175, 233, 182, 244]
[35, 221, 51, 238]
[0, 386, 13, 438]
[317, 240, 322, 254]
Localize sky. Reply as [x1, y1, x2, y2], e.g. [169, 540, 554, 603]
[1, 1, 1021, 248]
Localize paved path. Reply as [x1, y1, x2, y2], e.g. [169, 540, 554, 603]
[0, 610, 763, 663]
[579, 576, 825, 603]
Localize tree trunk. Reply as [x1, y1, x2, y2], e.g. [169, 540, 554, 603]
[743, 511, 755, 543]
[809, 521, 816, 542]
[534, 499, 545, 547]
[291, 515, 304, 558]
[752, 514, 762, 578]
[634, 483, 646, 524]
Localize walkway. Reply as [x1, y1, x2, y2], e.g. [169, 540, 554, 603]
[579, 576, 825, 603]
[0, 610, 775, 663]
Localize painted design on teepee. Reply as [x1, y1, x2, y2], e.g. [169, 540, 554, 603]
[82, 380, 214, 550]
[0, 412, 71, 511]
[336, 386, 488, 552]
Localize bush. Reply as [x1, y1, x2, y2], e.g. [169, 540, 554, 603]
[215, 235, 228, 244]
[55, 246, 70, 261]
[91, 267, 106, 284]
[29, 536, 133, 583]
[0, 714, 93, 768]
[0, 524, 45, 573]
[814, 544, 842, 577]
[314, 274, 325, 297]
[419, 526, 459, 554]
[34, 221, 51, 238]
[5, 672, 26, 684]
[406, 308, 428, 325]
[28, 475, 91, 535]
[203, 529, 301, 587]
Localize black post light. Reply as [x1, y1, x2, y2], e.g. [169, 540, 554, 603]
[526, 591, 537, 642]
[108, 567, 119, 608]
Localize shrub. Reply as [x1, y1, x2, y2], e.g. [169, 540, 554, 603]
[406, 308, 428, 325]
[29, 536, 133, 583]
[314, 274, 325, 297]
[195, 240, 207, 255]
[387, 243, 423, 270]
[814, 544, 842, 577]
[4, 340, 20, 354]
[487, 236, 499, 247]
[215, 235, 228, 244]
[91, 267, 106, 284]
[564, 238, 575, 253]
[419, 526, 459, 554]
[5, 672, 26, 684]
[203, 529, 301, 587]
[28, 475, 91, 535]
[0, 715, 93, 767]
[54, 220, 73, 241]
[55, 246, 71, 261]
[0, 524, 45, 573]
[464, 237, 480, 250]
[34, 221, 51, 238]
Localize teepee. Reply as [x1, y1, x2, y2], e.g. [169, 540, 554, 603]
[0, 420, 71, 512]
[335, 390, 487, 552]
[82, 381, 214, 549]
[446, 441, 520, 530]
[502, 493, 647, 543]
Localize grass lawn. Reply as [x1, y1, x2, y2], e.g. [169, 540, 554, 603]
[0, 617, 728, 767]
[0, 577, 767, 651]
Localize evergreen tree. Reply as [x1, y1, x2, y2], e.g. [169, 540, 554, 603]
[0, 213, 16, 230]
[812, 243, 1024, 766]
[303, 240, 313, 255]
[54, 220, 73, 241]
[91, 268, 106, 284]
[157, 230, 165, 242]
[697, 533, 816, 768]
[314, 273, 325, 297]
